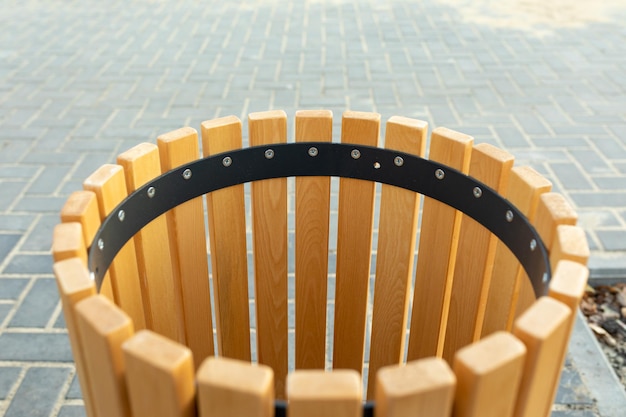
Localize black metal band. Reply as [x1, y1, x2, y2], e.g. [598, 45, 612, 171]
[88, 142, 550, 298]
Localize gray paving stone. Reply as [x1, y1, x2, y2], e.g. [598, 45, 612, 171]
[3, 254, 53, 275]
[9, 278, 59, 328]
[0, 182, 26, 211]
[596, 230, 626, 252]
[0, 279, 29, 300]
[0, 333, 72, 362]
[66, 375, 82, 400]
[570, 192, 626, 208]
[0, 367, 21, 400]
[4, 367, 71, 417]
[0, 234, 20, 265]
[548, 162, 595, 191]
[58, 405, 87, 417]
[21, 215, 58, 252]
[12, 196, 67, 213]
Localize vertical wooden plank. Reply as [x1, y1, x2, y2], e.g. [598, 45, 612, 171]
[122, 330, 196, 417]
[480, 166, 551, 336]
[442, 144, 514, 363]
[453, 332, 526, 417]
[52, 223, 87, 265]
[52, 258, 97, 417]
[75, 295, 134, 417]
[367, 116, 427, 398]
[197, 357, 274, 417]
[375, 358, 456, 417]
[117, 144, 186, 344]
[333, 111, 380, 374]
[294, 110, 333, 370]
[407, 127, 473, 360]
[512, 297, 571, 417]
[200, 116, 251, 362]
[514, 193, 578, 319]
[84, 165, 146, 329]
[158, 127, 214, 365]
[60, 190, 114, 300]
[248, 110, 289, 399]
[287, 370, 361, 417]
[549, 225, 589, 271]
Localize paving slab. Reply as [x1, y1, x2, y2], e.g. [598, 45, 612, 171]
[1, 0, 625, 416]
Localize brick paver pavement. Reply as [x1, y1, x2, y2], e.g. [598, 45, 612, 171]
[1, 1, 625, 416]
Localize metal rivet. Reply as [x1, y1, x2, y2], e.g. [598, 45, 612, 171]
[351, 149, 361, 159]
[473, 187, 482, 198]
[97, 239, 104, 250]
[530, 239, 537, 251]
[374, 162, 381, 169]
[182, 169, 192, 180]
[265, 149, 274, 159]
[506, 210, 514, 222]
[308, 147, 318, 157]
[222, 156, 232, 167]
[147, 187, 156, 198]
[394, 156, 404, 167]
[118, 210, 125, 222]
[435, 169, 445, 180]
[542, 272, 548, 283]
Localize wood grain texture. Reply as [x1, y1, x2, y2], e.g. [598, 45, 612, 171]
[75, 295, 134, 417]
[122, 330, 196, 417]
[453, 332, 526, 417]
[480, 166, 551, 336]
[248, 110, 289, 398]
[117, 144, 185, 343]
[197, 357, 274, 417]
[442, 143, 514, 363]
[549, 225, 589, 271]
[60, 190, 101, 246]
[158, 127, 214, 366]
[407, 127, 473, 361]
[294, 110, 332, 370]
[53, 258, 97, 417]
[287, 370, 362, 417]
[367, 116, 426, 398]
[84, 164, 146, 328]
[534, 193, 578, 251]
[333, 111, 380, 374]
[201, 116, 251, 362]
[512, 297, 571, 417]
[375, 358, 456, 417]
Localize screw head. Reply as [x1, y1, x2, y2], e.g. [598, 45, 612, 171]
[222, 156, 232, 167]
[374, 162, 381, 169]
[473, 187, 483, 198]
[351, 149, 361, 159]
[308, 147, 318, 157]
[182, 169, 192, 180]
[147, 187, 156, 198]
[264, 149, 274, 159]
[506, 210, 514, 222]
[394, 156, 404, 167]
[118, 210, 125, 222]
[97, 239, 104, 250]
[542, 272, 548, 283]
[530, 239, 537, 251]
[435, 169, 445, 180]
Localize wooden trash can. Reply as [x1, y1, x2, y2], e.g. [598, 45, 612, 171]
[52, 110, 589, 417]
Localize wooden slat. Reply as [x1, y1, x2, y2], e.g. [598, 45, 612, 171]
[407, 127, 473, 360]
[200, 116, 251, 361]
[117, 144, 185, 343]
[375, 358, 455, 417]
[197, 357, 274, 417]
[52, 223, 87, 265]
[294, 110, 333, 370]
[480, 166, 551, 336]
[453, 332, 526, 417]
[367, 116, 427, 398]
[84, 165, 146, 329]
[512, 297, 571, 417]
[333, 111, 380, 374]
[514, 193, 578, 319]
[549, 225, 589, 271]
[248, 110, 289, 398]
[442, 144, 514, 363]
[287, 370, 361, 417]
[122, 330, 196, 417]
[75, 295, 133, 417]
[52, 258, 97, 417]
[60, 190, 114, 300]
[158, 127, 214, 365]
